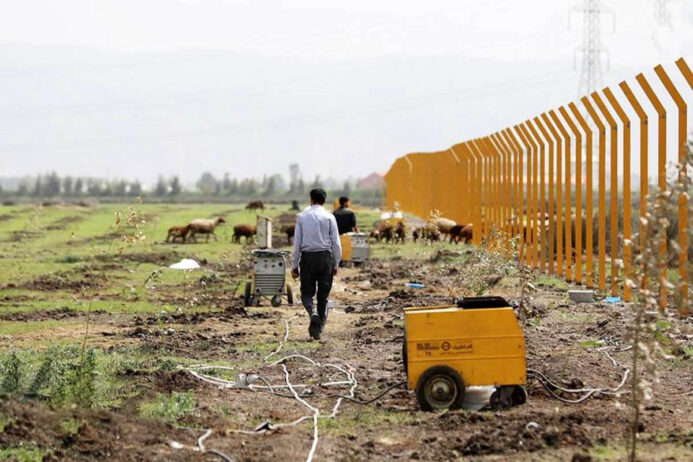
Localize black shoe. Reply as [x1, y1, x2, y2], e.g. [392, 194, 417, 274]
[309, 314, 321, 340]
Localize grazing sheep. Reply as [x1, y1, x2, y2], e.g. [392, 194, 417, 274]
[430, 217, 457, 238]
[233, 224, 256, 244]
[283, 224, 296, 245]
[166, 225, 190, 243]
[188, 217, 226, 242]
[246, 200, 264, 211]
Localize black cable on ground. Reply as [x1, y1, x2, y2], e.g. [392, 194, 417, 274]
[328, 381, 407, 405]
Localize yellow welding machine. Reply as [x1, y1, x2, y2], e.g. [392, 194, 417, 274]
[403, 296, 527, 411]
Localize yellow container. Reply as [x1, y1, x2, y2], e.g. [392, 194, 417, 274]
[340, 234, 352, 262]
[403, 297, 526, 411]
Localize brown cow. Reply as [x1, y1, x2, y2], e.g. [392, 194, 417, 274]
[188, 217, 226, 242]
[246, 200, 265, 211]
[283, 224, 296, 245]
[166, 225, 190, 243]
[233, 224, 257, 243]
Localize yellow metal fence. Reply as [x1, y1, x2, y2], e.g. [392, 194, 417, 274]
[384, 58, 692, 315]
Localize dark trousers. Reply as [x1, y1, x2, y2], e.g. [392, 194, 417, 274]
[299, 251, 334, 324]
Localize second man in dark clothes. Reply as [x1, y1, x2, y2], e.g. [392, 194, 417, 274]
[333, 196, 359, 235]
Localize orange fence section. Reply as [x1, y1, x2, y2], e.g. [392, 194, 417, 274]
[384, 58, 692, 315]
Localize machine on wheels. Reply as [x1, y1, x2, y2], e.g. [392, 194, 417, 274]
[339, 232, 370, 267]
[244, 249, 294, 307]
[403, 296, 527, 411]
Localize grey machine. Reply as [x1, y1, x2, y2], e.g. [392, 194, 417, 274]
[244, 249, 294, 307]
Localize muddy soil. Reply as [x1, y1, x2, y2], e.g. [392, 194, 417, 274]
[1, 254, 691, 461]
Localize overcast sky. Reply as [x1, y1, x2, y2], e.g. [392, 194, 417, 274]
[0, 0, 691, 185]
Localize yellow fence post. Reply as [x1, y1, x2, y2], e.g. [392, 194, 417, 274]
[547, 111, 565, 276]
[528, 120, 547, 272]
[517, 123, 537, 267]
[568, 103, 594, 288]
[535, 116, 555, 274]
[515, 125, 533, 266]
[619, 82, 648, 294]
[497, 130, 515, 241]
[636, 73, 668, 311]
[506, 128, 525, 242]
[465, 141, 483, 244]
[582, 96, 607, 292]
[655, 63, 689, 316]
[604, 87, 633, 302]
[522, 122, 540, 268]
[551, 110, 573, 281]
[559, 108, 583, 285]
[592, 91, 620, 297]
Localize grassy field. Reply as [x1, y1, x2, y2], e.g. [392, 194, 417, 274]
[0, 201, 690, 461]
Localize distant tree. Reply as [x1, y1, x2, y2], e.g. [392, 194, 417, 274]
[129, 180, 142, 197]
[196, 172, 217, 194]
[240, 178, 259, 196]
[229, 178, 239, 195]
[265, 176, 277, 196]
[114, 180, 127, 196]
[101, 181, 114, 197]
[32, 175, 43, 197]
[62, 176, 73, 196]
[86, 179, 99, 196]
[289, 163, 300, 193]
[222, 173, 232, 194]
[310, 175, 322, 190]
[73, 178, 84, 196]
[18, 181, 29, 196]
[297, 177, 305, 194]
[343, 180, 352, 196]
[169, 176, 182, 196]
[45, 172, 61, 197]
[154, 176, 168, 197]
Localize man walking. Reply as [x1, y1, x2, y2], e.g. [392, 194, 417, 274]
[291, 189, 342, 340]
[333, 196, 359, 235]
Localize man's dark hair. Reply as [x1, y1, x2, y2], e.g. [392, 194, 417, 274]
[339, 196, 349, 207]
[310, 188, 327, 205]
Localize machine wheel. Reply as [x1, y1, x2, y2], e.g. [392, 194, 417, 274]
[416, 366, 465, 412]
[286, 284, 294, 306]
[244, 282, 252, 307]
[490, 385, 523, 410]
[271, 295, 282, 307]
[511, 385, 527, 405]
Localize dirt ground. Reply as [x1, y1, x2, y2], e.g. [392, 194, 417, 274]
[1, 247, 692, 461]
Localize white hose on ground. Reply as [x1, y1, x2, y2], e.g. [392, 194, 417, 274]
[181, 312, 359, 462]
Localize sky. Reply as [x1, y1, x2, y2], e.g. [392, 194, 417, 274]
[0, 0, 691, 186]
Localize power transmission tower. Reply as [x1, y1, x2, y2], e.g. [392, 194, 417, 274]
[572, 0, 612, 97]
[654, 0, 672, 29]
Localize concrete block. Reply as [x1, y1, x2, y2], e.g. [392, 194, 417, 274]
[568, 290, 594, 303]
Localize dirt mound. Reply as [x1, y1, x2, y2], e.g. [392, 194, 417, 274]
[46, 215, 83, 230]
[96, 250, 184, 265]
[20, 273, 105, 291]
[0, 307, 106, 322]
[153, 369, 199, 393]
[0, 400, 184, 461]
